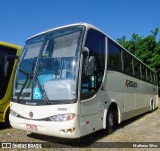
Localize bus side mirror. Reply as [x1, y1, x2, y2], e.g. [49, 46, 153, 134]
[82, 47, 89, 75]
[4, 55, 18, 77]
[87, 56, 96, 76]
[82, 47, 89, 65]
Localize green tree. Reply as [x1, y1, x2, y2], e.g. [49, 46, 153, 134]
[117, 28, 160, 95]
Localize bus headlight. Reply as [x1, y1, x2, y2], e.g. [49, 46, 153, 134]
[49, 113, 76, 121]
[10, 109, 19, 117]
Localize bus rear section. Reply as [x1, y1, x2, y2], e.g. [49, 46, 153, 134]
[0, 41, 22, 126]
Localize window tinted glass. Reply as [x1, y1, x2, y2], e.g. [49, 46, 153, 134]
[123, 50, 133, 74]
[81, 29, 105, 100]
[146, 69, 151, 82]
[150, 71, 154, 83]
[108, 40, 122, 70]
[85, 29, 105, 69]
[155, 74, 158, 84]
[141, 64, 146, 79]
[0, 45, 17, 100]
[134, 59, 141, 78]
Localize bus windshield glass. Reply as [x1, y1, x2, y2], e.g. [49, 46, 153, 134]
[13, 26, 84, 103]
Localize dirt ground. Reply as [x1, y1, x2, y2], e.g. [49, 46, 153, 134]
[0, 98, 160, 151]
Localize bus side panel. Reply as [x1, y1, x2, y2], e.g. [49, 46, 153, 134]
[104, 70, 157, 122]
[80, 91, 105, 137]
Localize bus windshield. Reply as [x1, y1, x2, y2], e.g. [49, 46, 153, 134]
[13, 26, 84, 103]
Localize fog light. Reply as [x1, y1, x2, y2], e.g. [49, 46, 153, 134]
[66, 127, 75, 133]
[60, 127, 75, 134]
[60, 129, 66, 133]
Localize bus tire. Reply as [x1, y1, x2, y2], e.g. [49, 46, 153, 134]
[4, 109, 11, 128]
[106, 108, 114, 135]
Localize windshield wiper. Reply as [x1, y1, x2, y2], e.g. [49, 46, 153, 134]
[17, 69, 33, 101]
[35, 74, 50, 104]
[17, 69, 50, 104]
[18, 69, 33, 78]
[30, 37, 50, 104]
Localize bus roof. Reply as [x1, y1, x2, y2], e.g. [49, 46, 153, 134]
[0, 41, 22, 50]
[28, 22, 104, 39]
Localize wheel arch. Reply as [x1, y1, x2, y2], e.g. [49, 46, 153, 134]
[103, 101, 120, 129]
[3, 104, 10, 122]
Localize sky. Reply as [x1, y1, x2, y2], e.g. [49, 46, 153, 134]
[0, 0, 160, 47]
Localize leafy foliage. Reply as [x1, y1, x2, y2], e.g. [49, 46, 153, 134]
[117, 28, 160, 94]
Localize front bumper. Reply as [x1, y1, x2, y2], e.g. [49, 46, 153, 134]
[9, 114, 81, 139]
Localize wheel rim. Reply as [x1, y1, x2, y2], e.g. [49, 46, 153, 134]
[151, 101, 154, 111]
[152, 102, 154, 111]
[109, 111, 114, 126]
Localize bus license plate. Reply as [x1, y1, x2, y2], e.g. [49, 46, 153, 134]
[26, 124, 37, 131]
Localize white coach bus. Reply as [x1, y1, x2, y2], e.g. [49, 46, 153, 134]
[9, 23, 158, 138]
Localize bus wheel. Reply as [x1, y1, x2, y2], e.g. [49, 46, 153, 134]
[106, 108, 114, 134]
[4, 109, 11, 128]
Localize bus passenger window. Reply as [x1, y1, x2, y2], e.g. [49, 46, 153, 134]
[150, 72, 154, 83]
[108, 40, 122, 70]
[134, 59, 141, 78]
[155, 75, 158, 84]
[146, 69, 151, 82]
[123, 51, 133, 75]
[141, 64, 146, 80]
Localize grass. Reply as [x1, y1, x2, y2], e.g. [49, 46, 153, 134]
[156, 106, 160, 113]
[156, 97, 160, 113]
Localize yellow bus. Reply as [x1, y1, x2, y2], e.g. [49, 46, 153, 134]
[0, 41, 22, 126]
